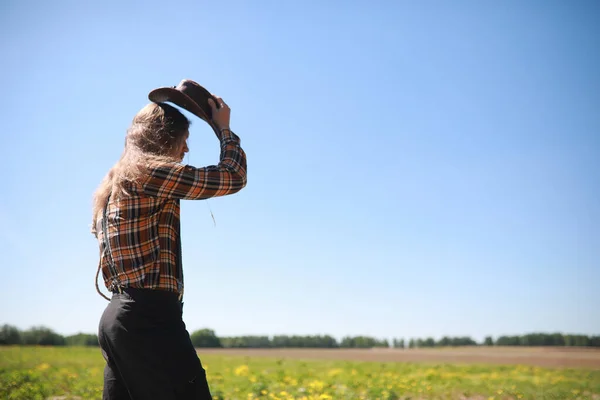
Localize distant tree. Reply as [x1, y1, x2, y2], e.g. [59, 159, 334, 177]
[437, 336, 451, 347]
[190, 329, 222, 348]
[393, 338, 405, 349]
[65, 333, 99, 346]
[220, 335, 271, 348]
[271, 335, 338, 348]
[220, 337, 239, 348]
[483, 336, 494, 346]
[313, 335, 338, 348]
[450, 337, 477, 346]
[340, 336, 355, 348]
[21, 326, 65, 346]
[518, 333, 567, 347]
[0, 324, 22, 345]
[245, 336, 270, 348]
[551, 333, 565, 346]
[571, 335, 590, 347]
[496, 336, 520, 346]
[408, 339, 415, 349]
[339, 336, 389, 348]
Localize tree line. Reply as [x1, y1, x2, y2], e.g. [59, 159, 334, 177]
[0, 325, 98, 346]
[193, 330, 391, 349]
[2, 324, 599, 348]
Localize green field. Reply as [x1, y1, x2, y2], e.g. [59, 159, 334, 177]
[1, 346, 599, 399]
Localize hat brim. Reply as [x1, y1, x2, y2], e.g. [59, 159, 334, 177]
[148, 86, 217, 125]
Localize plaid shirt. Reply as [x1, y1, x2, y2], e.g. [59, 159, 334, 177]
[92, 129, 246, 297]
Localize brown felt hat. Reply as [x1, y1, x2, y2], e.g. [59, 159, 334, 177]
[148, 79, 219, 125]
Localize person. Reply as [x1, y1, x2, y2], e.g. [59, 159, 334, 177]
[90, 80, 247, 399]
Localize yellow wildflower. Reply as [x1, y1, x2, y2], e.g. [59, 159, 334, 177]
[36, 363, 50, 371]
[234, 365, 250, 377]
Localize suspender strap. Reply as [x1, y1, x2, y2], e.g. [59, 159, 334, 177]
[102, 194, 123, 293]
[95, 194, 123, 300]
[175, 200, 184, 302]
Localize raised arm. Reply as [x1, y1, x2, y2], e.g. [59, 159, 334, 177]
[142, 95, 247, 200]
[142, 129, 246, 200]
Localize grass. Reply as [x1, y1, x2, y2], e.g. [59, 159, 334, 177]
[1, 346, 599, 399]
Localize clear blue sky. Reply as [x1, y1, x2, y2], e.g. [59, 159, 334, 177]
[0, 0, 598, 343]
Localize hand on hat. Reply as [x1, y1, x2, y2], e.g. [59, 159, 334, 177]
[208, 96, 231, 131]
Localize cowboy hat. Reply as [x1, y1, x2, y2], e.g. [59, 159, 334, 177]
[148, 79, 220, 127]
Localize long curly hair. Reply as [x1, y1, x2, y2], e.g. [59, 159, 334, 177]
[91, 102, 190, 230]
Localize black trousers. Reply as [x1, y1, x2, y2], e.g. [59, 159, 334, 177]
[98, 288, 212, 400]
